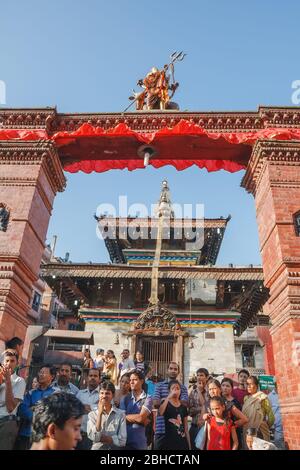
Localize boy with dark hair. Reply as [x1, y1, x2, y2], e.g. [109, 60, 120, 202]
[4, 338, 24, 376]
[0, 349, 26, 449]
[189, 368, 210, 449]
[233, 369, 250, 406]
[5, 337, 23, 353]
[31, 392, 84, 450]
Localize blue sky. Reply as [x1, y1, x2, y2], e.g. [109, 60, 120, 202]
[1, 0, 299, 265]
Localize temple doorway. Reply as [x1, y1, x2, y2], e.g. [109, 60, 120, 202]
[137, 335, 174, 379]
[130, 302, 185, 379]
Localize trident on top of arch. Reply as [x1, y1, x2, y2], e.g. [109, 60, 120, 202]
[124, 51, 186, 112]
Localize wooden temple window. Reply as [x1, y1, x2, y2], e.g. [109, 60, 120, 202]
[241, 344, 256, 368]
[294, 211, 300, 236]
[32, 291, 41, 312]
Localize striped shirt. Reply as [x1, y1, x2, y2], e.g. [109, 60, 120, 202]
[134, 361, 145, 373]
[153, 380, 188, 435]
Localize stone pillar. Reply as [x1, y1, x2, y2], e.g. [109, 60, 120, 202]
[242, 140, 300, 449]
[0, 141, 66, 345]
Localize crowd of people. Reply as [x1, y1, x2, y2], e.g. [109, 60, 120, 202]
[0, 341, 285, 451]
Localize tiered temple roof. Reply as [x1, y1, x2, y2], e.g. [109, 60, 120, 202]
[40, 181, 269, 335]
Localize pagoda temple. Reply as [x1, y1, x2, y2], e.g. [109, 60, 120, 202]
[41, 181, 270, 382]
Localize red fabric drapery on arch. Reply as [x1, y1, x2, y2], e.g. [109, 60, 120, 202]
[1, 119, 300, 173]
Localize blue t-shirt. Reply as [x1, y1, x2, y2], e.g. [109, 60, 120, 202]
[145, 379, 156, 397]
[120, 391, 152, 450]
[18, 386, 56, 437]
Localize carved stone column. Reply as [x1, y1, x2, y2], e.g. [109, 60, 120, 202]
[242, 140, 300, 449]
[0, 141, 66, 343]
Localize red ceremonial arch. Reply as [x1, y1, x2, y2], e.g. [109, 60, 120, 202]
[1, 106, 300, 448]
[1, 108, 300, 174]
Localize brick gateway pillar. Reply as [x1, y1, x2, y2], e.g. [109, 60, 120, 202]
[242, 140, 300, 450]
[0, 140, 66, 346]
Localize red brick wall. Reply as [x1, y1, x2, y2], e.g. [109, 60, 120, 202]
[255, 326, 275, 375]
[246, 143, 300, 449]
[0, 142, 65, 344]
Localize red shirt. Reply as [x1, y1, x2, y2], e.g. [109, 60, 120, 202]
[232, 387, 248, 406]
[207, 417, 233, 451]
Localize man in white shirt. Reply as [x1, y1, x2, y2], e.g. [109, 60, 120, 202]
[87, 381, 126, 450]
[76, 368, 101, 449]
[117, 349, 135, 384]
[0, 349, 26, 449]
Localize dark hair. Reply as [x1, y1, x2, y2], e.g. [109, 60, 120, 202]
[136, 351, 144, 359]
[100, 380, 115, 395]
[3, 349, 19, 362]
[168, 379, 181, 391]
[120, 373, 131, 381]
[168, 362, 180, 372]
[39, 365, 56, 378]
[96, 348, 104, 355]
[106, 350, 116, 358]
[130, 369, 145, 381]
[130, 369, 147, 391]
[122, 349, 130, 353]
[209, 395, 229, 421]
[209, 395, 226, 407]
[248, 375, 259, 388]
[5, 337, 23, 349]
[59, 363, 72, 372]
[31, 393, 85, 443]
[221, 378, 234, 389]
[208, 379, 221, 389]
[88, 368, 101, 378]
[238, 369, 250, 378]
[196, 368, 209, 377]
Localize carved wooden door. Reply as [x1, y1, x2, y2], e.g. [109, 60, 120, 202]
[139, 336, 174, 379]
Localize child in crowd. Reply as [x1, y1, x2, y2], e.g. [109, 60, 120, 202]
[221, 377, 244, 449]
[207, 396, 238, 451]
[159, 380, 191, 450]
[204, 379, 248, 429]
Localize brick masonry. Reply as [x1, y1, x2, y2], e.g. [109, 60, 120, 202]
[242, 140, 300, 449]
[0, 141, 65, 346]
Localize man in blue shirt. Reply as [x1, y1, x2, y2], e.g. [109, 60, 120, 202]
[15, 365, 56, 449]
[153, 362, 188, 450]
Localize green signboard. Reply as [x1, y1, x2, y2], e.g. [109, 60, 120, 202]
[258, 375, 275, 390]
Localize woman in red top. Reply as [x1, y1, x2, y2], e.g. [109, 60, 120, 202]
[207, 397, 238, 451]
